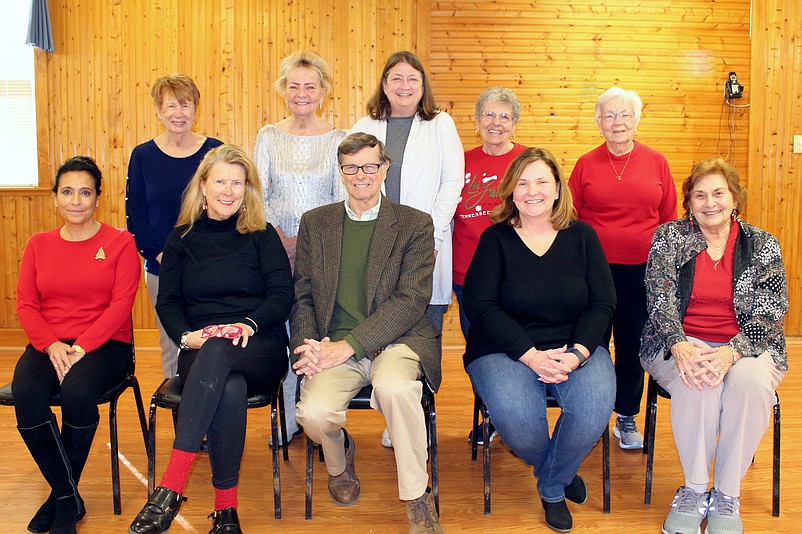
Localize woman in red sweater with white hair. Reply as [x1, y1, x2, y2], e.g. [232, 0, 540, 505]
[569, 86, 677, 450]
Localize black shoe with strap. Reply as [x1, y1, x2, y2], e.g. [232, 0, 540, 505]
[209, 507, 243, 533]
[128, 486, 187, 534]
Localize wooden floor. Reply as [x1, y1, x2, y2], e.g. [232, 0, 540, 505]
[1, 306, 798, 533]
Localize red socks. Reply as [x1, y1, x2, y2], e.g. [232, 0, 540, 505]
[215, 486, 238, 511]
[158, 448, 197, 494]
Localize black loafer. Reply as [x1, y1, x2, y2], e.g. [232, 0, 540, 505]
[564, 475, 587, 505]
[129, 486, 187, 534]
[209, 507, 242, 533]
[541, 498, 572, 532]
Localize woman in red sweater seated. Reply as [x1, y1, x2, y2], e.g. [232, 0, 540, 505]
[13, 156, 141, 534]
[568, 86, 677, 450]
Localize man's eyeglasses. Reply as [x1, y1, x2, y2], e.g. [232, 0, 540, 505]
[480, 111, 513, 124]
[600, 111, 634, 123]
[340, 163, 382, 175]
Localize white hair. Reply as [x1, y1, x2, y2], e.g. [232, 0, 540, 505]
[595, 87, 643, 124]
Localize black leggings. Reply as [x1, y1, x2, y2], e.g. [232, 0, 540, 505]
[174, 335, 288, 489]
[12, 340, 132, 428]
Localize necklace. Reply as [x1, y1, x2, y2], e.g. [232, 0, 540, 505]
[705, 233, 729, 270]
[607, 145, 634, 181]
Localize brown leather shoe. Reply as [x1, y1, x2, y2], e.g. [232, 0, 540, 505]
[406, 487, 442, 534]
[327, 429, 360, 506]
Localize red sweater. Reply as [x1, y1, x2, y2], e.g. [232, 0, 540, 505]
[453, 143, 528, 285]
[16, 223, 141, 353]
[568, 141, 677, 264]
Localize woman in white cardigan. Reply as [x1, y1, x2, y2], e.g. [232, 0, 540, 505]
[353, 50, 463, 449]
[353, 51, 463, 328]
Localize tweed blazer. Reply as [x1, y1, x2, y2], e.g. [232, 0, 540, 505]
[290, 197, 442, 391]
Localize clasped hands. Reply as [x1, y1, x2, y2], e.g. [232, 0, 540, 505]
[46, 341, 85, 384]
[519, 345, 584, 384]
[671, 339, 736, 390]
[292, 337, 354, 378]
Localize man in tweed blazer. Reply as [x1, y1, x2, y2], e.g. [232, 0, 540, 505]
[291, 133, 442, 533]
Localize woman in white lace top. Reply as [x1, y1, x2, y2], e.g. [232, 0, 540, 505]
[254, 51, 346, 268]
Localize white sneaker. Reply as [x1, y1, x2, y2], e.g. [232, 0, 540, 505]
[381, 427, 393, 448]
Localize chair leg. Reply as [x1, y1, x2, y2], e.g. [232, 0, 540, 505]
[271, 398, 281, 519]
[427, 393, 439, 515]
[482, 403, 491, 515]
[471, 393, 480, 461]
[305, 437, 314, 520]
[278, 384, 289, 462]
[602, 424, 610, 513]
[130, 377, 149, 455]
[644, 394, 658, 505]
[147, 401, 158, 495]
[773, 397, 780, 517]
[109, 393, 122, 515]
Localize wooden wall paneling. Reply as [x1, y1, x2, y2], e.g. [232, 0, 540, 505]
[0, 0, 431, 332]
[748, 0, 802, 333]
[9, 0, 800, 334]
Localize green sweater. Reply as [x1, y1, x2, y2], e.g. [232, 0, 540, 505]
[328, 216, 377, 360]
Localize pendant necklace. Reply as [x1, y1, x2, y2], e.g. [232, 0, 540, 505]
[706, 234, 728, 270]
[607, 145, 634, 181]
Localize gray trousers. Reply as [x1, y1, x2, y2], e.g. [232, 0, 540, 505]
[146, 272, 180, 378]
[643, 340, 784, 496]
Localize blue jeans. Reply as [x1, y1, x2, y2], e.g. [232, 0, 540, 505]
[466, 347, 615, 502]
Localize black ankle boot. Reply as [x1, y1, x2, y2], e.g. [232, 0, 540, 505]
[541, 498, 573, 532]
[129, 486, 187, 534]
[209, 507, 243, 533]
[18, 417, 81, 534]
[27, 493, 86, 533]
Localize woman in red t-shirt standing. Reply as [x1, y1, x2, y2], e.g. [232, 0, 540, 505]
[453, 87, 527, 444]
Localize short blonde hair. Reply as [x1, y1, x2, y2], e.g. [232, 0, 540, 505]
[176, 145, 266, 236]
[273, 51, 333, 98]
[150, 74, 201, 108]
[491, 148, 576, 230]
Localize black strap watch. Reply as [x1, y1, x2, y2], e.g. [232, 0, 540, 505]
[569, 347, 588, 368]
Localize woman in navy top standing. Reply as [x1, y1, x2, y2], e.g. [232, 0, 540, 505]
[126, 74, 222, 378]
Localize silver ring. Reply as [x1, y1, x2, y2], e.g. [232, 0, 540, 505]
[679, 371, 686, 376]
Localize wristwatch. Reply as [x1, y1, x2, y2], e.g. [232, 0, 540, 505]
[569, 347, 588, 368]
[180, 331, 191, 351]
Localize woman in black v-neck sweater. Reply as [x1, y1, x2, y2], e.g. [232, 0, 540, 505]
[462, 148, 616, 532]
[130, 145, 292, 534]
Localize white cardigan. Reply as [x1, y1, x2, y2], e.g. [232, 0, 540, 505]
[352, 111, 464, 305]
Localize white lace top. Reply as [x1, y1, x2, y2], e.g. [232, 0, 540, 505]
[253, 125, 347, 237]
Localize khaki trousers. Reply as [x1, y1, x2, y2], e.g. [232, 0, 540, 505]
[295, 343, 429, 500]
[643, 341, 785, 496]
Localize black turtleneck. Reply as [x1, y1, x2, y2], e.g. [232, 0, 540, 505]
[156, 213, 293, 345]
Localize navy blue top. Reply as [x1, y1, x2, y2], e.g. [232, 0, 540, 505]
[125, 137, 223, 275]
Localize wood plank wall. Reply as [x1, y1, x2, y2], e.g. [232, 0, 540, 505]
[0, 0, 430, 329]
[748, 0, 802, 334]
[1, 0, 800, 334]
